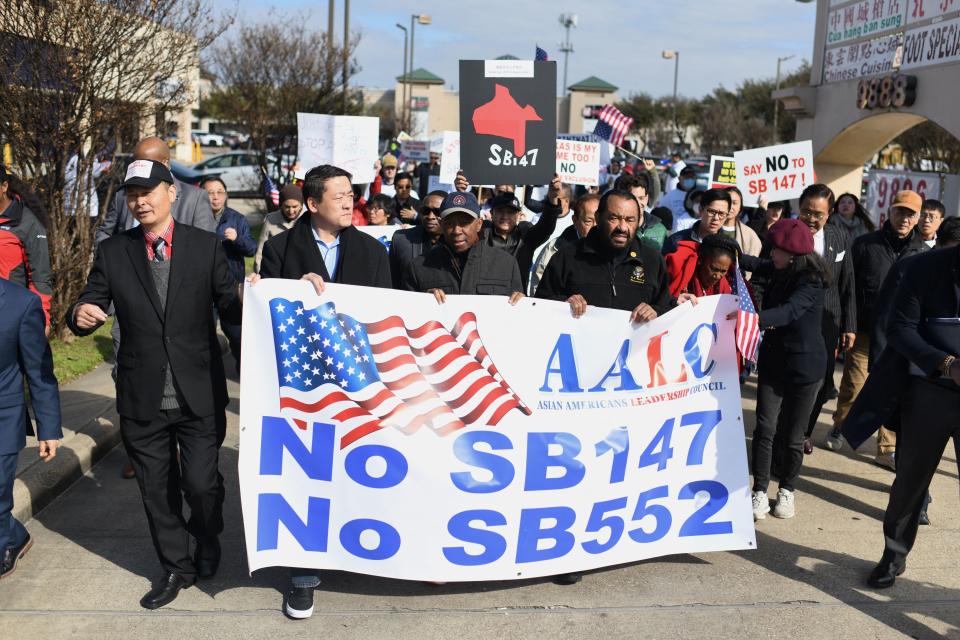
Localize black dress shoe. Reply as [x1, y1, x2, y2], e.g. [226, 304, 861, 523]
[554, 572, 582, 585]
[918, 510, 930, 526]
[867, 557, 905, 589]
[1, 533, 33, 579]
[140, 572, 195, 609]
[195, 538, 221, 579]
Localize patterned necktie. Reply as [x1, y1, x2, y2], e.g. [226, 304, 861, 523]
[152, 237, 166, 262]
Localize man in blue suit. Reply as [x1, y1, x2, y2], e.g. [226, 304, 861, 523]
[0, 277, 62, 579]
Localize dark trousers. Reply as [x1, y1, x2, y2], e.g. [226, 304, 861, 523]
[0, 452, 28, 553]
[882, 378, 960, 566]
[220, 317, 242, 374]
[752, 377, 821, 493]
[121, 407, 224, 580]
[805, 321, 840, 437]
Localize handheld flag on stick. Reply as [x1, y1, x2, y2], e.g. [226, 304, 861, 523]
[734, 263, 762, 363]
[592, 104, 634, 147]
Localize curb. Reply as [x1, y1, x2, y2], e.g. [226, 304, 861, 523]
[12, 410, 122, 524]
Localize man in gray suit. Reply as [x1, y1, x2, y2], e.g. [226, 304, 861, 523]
[96, 136, 215, 245]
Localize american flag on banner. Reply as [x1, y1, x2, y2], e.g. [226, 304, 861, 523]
[535, 45, 549, 61]
[734, 264, 762, 363]
[269, 298, 531, 448]
[264, 175, 280, 207]
[592, 104, 634, 147]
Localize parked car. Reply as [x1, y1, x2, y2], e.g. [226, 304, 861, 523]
[220, 130, 250, 149]
[192, 151, 278, 196]
[191, 130, 226, 146]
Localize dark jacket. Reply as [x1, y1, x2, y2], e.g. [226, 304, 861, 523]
[401, 240, 523, 296]
[215, 206, 257, 284]
[840, 347, 906, 449]
[0, 278, 62, 455]
[66, 224, 240, 421]
[480, 200, 559, 288]
[869, 252, 923, 366]
[740, 255, 826, 385]
[851, 223, 928, 332]
[536, 227, 674, 316]
[97, 177, 216, 245]
[888, 245, 960, 384]
[820, 223, 857, 335]
[0, 199, 51, 324]
[389, 225, 442, 288]
[394, 196, 421, 224]
[259, 215, 392, 288]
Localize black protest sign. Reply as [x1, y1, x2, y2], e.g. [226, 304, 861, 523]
[459, 60, 556, 185]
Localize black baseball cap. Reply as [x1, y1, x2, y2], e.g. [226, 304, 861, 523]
[439, 191, 481, 219]
[121, 159, 174, 190]
[489, 193, 522, 212]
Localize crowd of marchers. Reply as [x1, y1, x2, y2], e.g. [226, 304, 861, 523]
[1, 137, 958, 618]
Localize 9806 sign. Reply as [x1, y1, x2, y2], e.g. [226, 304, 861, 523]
[857, 74, 917, 110]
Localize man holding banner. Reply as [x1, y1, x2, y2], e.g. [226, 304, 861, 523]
[536, 188, 694, 322]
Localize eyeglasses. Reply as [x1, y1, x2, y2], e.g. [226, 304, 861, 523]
[919, 212, 942, 221]
[799, 209, 827, 221]
[702, 207, 728, 220]
[421, 206, 441, 215]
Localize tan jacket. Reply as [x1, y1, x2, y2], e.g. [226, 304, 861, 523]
[254, 210, 300, 273]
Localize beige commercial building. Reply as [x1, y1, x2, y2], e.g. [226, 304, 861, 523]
[777, 0, 960, 215]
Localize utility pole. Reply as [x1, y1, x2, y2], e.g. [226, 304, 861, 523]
[773, 55, 795, 144]
[327, 0, 334, 49]
[558, 13, 577, 96]
[342, 0, 350, 113]
[396, 23, 408, 133]
[662, 50, 680, 151]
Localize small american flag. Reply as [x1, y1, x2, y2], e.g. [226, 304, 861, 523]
[535, 46, 549, 61]
[269, 298, 531, 448]
[264, 175, 280, 207]
[592, 104, 634, 147]
[734, 263, 762, 363]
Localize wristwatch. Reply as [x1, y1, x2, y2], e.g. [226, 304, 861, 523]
[942, 355, 957, 377]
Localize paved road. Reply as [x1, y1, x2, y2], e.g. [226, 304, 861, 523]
[2, 364, 959, 639]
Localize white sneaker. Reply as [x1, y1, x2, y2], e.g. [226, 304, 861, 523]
[752, 491, 770, 521]
[823, 430, 844, 451]
[773, 489, 795, 519]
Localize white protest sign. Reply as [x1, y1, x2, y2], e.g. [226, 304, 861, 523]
[734, 140, 815, 203]
[297, 113, 379, 184]
[438, 131, 461, 185]
[356, 224, 404, 250]
[864, 169, 942, 227]
[401, 140, 430, 162]
[555, 137, 601, 186]
[239, 281, 755, 581]
[559, 133, 610, 169]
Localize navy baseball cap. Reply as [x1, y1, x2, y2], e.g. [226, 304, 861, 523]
[122, 159, 174, 190]
[439, 191, 481, 219]
[489, 193, 522, 212]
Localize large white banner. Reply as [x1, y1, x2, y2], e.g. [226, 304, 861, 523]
[297, 113, 379, 184]
[239, 281, 755, 581]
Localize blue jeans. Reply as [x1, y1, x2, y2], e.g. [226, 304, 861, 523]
[0, 452, 28, 552]
[290, 568, 321, 588]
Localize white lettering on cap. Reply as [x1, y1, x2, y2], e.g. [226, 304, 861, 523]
[125, 159, 154, 182]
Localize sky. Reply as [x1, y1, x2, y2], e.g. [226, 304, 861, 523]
[211, 0, 818, 98]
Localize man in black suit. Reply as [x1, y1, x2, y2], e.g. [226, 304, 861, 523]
[258, 164, 392, 619]
[389, 190, 446, 287]
[866, 242, 960, 589]
[67, 159, 242, 609]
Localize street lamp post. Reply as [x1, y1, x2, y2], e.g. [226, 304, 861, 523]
[408, 14, 431, 134]
[773, 54, 795, 144]
[661, 50, 680, 151]
[558, 13, 577, 96]
[396, 23, 408, 132]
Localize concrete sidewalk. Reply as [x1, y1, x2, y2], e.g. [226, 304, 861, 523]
[2, 364, 960, 639]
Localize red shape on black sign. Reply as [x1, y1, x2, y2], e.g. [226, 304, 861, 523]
[471, 84, 542, 155]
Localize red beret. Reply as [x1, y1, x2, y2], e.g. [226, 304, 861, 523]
[767, 218, 814, 255]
